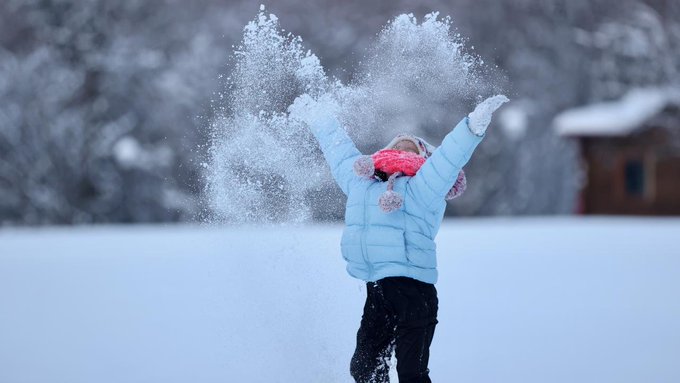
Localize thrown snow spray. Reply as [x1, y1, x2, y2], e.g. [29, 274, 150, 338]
[205, 7, 498, 223]
[205, 7, 334, 223]
[336, 12, 495, 144]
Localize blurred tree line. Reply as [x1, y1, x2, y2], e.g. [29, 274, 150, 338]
[0, 0, 678, 225]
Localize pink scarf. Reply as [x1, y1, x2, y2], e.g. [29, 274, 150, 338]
[371, 149, 426, 176]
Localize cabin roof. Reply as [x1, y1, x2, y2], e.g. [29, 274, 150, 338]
[553, 87, 680, 137]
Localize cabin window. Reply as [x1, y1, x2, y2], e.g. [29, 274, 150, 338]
[624, 159, 645, 197]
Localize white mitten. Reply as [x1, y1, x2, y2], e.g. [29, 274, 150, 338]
[288, 93, 339, 128]
[467, 95, 509, 136]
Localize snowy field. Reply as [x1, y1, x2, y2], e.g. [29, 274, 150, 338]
[1, 218, 679, 383]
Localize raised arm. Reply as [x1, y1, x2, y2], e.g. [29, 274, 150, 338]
[289, 94, 361, 195]
[407, 95, 508, 211]
[406, 117, 482, 211]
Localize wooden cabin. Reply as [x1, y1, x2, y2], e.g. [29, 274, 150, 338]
[554, 88, 680, 215]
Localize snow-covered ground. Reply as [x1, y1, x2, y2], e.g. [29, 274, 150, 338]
[1, 218, 679, 383]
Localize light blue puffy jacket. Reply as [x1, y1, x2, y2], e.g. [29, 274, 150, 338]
[310, 115, 484, 284]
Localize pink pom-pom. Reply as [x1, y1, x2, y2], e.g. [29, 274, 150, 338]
[445, 170, 467, 200]
[353, 155, 375, 178]
[379, 190, 403, 213]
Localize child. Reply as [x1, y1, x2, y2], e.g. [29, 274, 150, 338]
[290, 94, 508, 383]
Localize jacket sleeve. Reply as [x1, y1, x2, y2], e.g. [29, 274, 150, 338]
[406, 117, 484, 211]
[308, 115, 362, 195]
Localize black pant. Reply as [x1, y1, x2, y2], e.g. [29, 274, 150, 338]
[350, 277, 438, 383]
